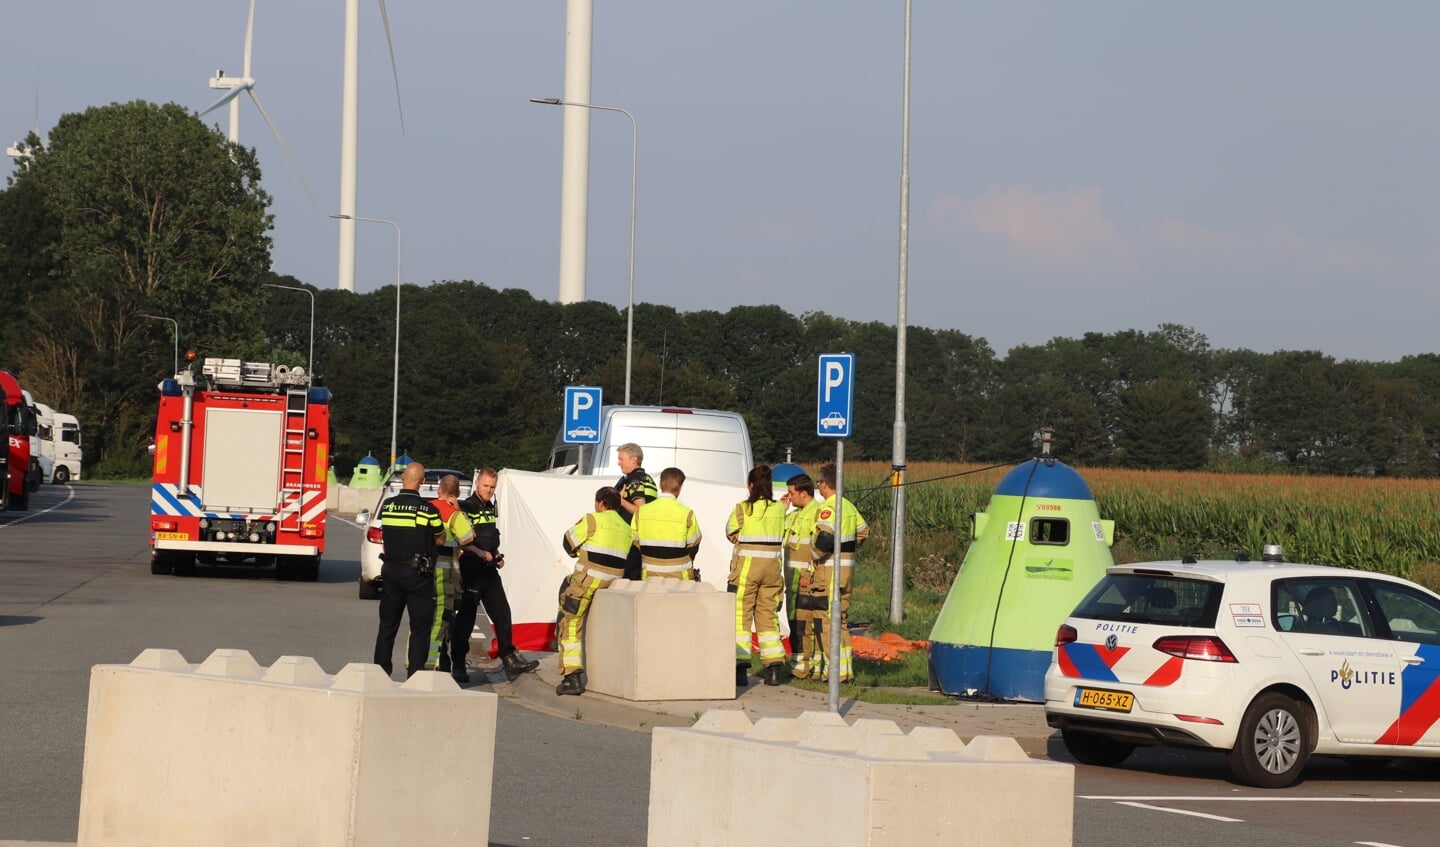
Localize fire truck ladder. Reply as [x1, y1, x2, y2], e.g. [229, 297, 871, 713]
[280, 388, 309, 521]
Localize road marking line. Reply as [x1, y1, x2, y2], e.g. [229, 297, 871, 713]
[0, 485, 75, 529]
[1356, 842, 1406, 846]
[1082, 796, 1440, 803]
[1113, 801, 1243, 822]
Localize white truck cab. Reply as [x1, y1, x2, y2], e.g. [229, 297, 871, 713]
[33, 401, 82, 484]
[546, 405, 754, 486]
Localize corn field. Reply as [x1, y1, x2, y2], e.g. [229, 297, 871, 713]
[838, 461, 1440, 592]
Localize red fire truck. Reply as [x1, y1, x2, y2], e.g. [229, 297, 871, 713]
[1, 370, 37, 511]
[149, 358, 330, 580]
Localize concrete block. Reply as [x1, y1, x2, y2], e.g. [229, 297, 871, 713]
[584, 577, 734, 701]
[78, 648, 498, 847]
[650, 711, 1074, 847]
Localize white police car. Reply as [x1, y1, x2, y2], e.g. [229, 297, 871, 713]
[1044, 558, 1440, 787]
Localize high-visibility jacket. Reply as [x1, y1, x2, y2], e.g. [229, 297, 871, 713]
[812, 495, 869, 567]
[379, 489, 444, 563]
[726, 499, 786, 561]
[784, 499, 821, 571]
[562, 509, 634, 574]
[614, 469, 658, 523]
[432, 498, 477, 566]
[632, 494, 702, 572]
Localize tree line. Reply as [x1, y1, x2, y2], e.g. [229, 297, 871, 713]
[3, 101, 1438, 481]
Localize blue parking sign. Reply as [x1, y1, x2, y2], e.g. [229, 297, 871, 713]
[563, 386, 602, 444]
[816, 354, 854, 438]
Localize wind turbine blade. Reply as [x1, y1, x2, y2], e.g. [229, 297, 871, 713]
[200, 86, 247, 118]
[247, 88, 318, 210]
[242, 0, 256, 77]
[377, 0, 406, 135]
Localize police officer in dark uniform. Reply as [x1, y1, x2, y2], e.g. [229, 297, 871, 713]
[373, 462, 447, 678]
[452, 467, 540, 682]
[614, 442, 657, 580]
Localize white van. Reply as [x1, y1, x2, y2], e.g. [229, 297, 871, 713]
[546, 406, 754, 486]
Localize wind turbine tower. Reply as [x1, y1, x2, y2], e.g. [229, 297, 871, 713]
[206, 1, 257, 144]
[336, 0, 404, 293]
[200, 0, 315, 204]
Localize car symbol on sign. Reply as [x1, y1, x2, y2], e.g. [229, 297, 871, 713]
[567, 425, 597, 439]
[819, 412, 847, 430]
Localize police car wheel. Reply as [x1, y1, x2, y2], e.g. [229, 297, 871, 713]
[358, 578, 380, 600]
[1060, 729, 1134, 767]
[1228, 692, 1312, 788]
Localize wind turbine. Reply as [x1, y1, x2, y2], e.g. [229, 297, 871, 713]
[335, 0, 405, 293]
[201, 0, 315, 205]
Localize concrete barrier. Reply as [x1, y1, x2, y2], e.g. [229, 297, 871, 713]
[585, 578, 735, 701]
[649, 710, 1074, 846]
[329, 483, 380, 516]
[78, 649, 497, 847]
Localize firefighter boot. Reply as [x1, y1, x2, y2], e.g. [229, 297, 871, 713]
[763, 664, 784, 686]
[502, 651, 540, 681]
[556, 674, 585, 696]
[736, 663, 750, 687]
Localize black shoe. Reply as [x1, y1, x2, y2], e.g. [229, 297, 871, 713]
[556, 675, 585, 696]
[736, 664, 750, 687]
[502, 651, 540, 682]
[452, 670, 471, 684]
[763, 665, 784, 686]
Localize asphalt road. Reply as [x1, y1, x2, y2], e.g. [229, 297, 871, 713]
[0, 482, 650, 846]
[3, 482, 1438, 846]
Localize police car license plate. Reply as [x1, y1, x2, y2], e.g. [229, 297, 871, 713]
[154, 532, 188, 541]
[1075, 687, 1134, 713]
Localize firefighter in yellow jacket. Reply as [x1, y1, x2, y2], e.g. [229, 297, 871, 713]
[727, 465, 788, 686]
[809, 463, 869, 683]
[782, 472, 822, 679]
[631, 467, 702, 579]
[555, 487, 633, 696]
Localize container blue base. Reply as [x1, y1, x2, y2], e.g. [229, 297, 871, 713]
[928, 642, 1051, 703]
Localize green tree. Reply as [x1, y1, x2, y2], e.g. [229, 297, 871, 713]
[1113, 378, 1213, 469]
[0, 100, 273, 475]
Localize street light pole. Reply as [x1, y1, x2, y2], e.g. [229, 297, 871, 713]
[531, 96, 637, 404]
[261, 283, 315, 377]
[330, 213, 402, 469]
[137, 314, 179, 375]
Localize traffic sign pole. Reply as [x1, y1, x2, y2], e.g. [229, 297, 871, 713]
[815, 353, 854, 713]
[828, 441, 844, 713]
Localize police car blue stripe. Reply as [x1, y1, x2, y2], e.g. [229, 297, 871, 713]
[1061, 643, 1122, 682]
[1398, 644, 1440, 714]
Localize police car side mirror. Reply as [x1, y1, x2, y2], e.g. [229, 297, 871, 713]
[355, 509, 370, 525]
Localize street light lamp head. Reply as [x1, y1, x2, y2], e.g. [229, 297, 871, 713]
[329, 213, 352, 220]
[529, 98, 563, 105]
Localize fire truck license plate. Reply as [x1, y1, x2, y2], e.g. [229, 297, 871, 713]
[1075, 688, 1134, 712]
[154, 532, 188, 541]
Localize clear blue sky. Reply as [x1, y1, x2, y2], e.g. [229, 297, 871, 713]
[4, 3, 1436, 362]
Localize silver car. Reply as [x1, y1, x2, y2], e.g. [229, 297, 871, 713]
[357, 468, 471, 599]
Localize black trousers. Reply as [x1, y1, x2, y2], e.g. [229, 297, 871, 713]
[374, 561, 436, 677]
[450, 560, 519, 670]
